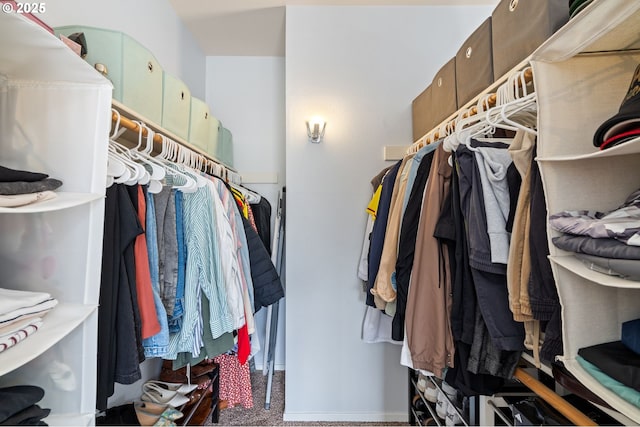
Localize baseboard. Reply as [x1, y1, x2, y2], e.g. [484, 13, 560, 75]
[253, 363, 285, 372]
[282, 411, 408, 422]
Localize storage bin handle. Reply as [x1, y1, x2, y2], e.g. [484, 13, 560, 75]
[148, 62, 154, 73]
[509, 0, 518, 12]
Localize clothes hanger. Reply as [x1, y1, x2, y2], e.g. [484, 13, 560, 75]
[108, 110, 146, 185]
[156, 135, 198, 193]
[176, 145, 209, 188]
[131, 121, 167, 181]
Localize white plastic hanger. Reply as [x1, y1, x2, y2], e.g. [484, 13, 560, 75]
[176, 145, 208, 188]
[157, 135, 198, 193]
[109, 110, 147, 185]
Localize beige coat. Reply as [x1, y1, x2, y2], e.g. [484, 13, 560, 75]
[372, 155, 414, 306]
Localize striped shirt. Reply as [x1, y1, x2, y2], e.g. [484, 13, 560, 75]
[166, 177, 234, 358]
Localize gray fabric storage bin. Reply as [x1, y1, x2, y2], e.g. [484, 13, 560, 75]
[412, 84, 434, 142]
[491, 0, 569, 80]
[456, 18, 494, 107]
[430, 57, 457, 128]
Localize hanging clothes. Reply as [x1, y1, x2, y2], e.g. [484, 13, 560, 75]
[371, 155, 414, 306]
[456, 142, 525, 352]
[165, 180, 234, 360]
[96, 184, 144, 410]
[250, 197, 272, 255]
[142, 190, 170, 358]
[405, 144, 454, 377]
[367, 161, 402, 309]
[153, 187, 179, 318]
[129, 185, 161, 340]
[392, 141, 439, 341]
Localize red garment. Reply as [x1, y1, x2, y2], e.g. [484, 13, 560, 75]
[214, 353, 253, 409]
[135, 185, 160, 339]
[236, 324, 250, 365]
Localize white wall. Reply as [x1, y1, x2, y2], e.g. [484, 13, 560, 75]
[41, 0, 206, 98]
[206, 56, 286, 370]
[285, 5, 494, 422]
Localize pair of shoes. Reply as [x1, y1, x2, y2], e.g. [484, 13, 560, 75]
[423, 378, 438, 403]
[445, 402, 462, 426]
[435, 382, 463, 426]
[134, 401, 183, 426]
[436, 382, 458, 419]
[145, 379, 197, 395]
[141, 382, 190, 407]
[416, 372, 428, 393]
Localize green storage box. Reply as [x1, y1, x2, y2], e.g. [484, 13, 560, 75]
[188, 97, 212, 152]
[162, 72, 191, 141]
[208, 116, 221, 161]
[53, 25, 163, 124]
[217, 124, 234, 168]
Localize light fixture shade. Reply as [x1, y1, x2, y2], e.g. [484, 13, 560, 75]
[306, 118, 326, 143]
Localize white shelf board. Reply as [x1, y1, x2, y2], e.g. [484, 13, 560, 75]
[0, 192, 102, 213]
[0, 13, 111, 86]
[532, 0, 640, 63]
[537, 135, 640, 162]
[549, 255, 640, 289]
[0, 303, 97, 376]
[562, 358, 640, 424]
[45, 412, 93, 427]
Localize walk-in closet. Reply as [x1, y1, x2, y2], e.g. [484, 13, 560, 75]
[1, 0, 639, 426]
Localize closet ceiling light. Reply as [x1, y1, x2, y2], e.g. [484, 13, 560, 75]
[306, 117, 326, 143]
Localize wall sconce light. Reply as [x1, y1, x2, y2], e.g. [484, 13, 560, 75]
[306, 117, 326, 143]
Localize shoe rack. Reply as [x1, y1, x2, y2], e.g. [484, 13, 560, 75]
[159, 360, 220, 425]
[408, 369, 469, 427]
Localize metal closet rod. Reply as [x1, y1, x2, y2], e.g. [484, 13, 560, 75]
[513, 368, 597, 426]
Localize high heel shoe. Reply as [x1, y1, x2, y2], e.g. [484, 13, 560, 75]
[145, 379, 197, 395]
[141, 383, 189, 407]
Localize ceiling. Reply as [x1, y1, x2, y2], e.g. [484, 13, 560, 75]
[169, 0, 498, 56]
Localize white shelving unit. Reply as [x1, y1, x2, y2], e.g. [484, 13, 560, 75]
[531, 0, 640, 422]
[0, 12, 111, 426]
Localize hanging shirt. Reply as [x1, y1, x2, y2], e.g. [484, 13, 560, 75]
[214, 178, 256, 329]
[166, 181, 234, 359]
[132, 185, 161, 339]
[207, 180, 246, 330]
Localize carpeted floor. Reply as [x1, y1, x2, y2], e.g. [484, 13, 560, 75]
[212, 371, 409, 426]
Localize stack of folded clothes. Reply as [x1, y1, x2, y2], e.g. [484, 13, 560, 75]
[0, 385, 50, 425]
[0, 164, 62, 208]
[0, 288, 58, 353]
[549, 187, 640, 280]
[576, 318, 640, 407]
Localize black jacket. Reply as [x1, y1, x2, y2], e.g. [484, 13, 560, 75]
[242, 215, 284, 311]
